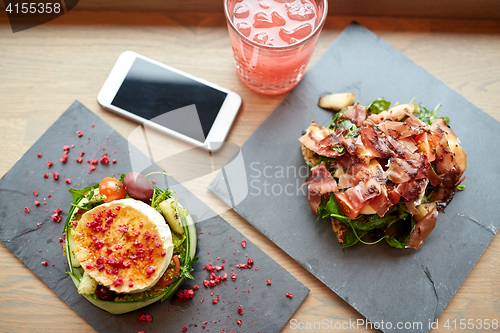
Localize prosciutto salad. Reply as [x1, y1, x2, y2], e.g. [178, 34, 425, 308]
[299, 97, 467, 249]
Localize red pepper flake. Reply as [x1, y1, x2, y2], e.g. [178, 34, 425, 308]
[238, 307, 243, 315]
[286, 292, 293, 299]
[47, 161, 53, 168]
[237, 320, 242, 326]
[37, 153, 42, 158]
[241, 240, 247, 248]
[33, 190, 38, 196]
[177, 289, 194, 302]
[43, 173, 48, 178]
[113, 275, 124, 287]
[212, 298, 217, 304]
[100, 152, 110, 165]
[41, 261, 48, 266]
[35, 201, 40, 206]
[137, 313, 153, 323]
[65, 178, 71, 184]
[193, 285, 199, 290]
[53, 172, 59, 180]
[77, 130, 83, 137]
[76, 157, 83, 163]
[182, 327, 188, 332]
[266, 279, 271, 285]
[51, 207, 62, 223]
[24, 207, 29, 213]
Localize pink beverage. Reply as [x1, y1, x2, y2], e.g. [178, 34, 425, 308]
[224, 0, 328, 95]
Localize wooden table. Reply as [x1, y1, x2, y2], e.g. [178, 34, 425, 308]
[1, 9, 499, 333]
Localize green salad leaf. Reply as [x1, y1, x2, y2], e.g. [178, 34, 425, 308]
[366, 99, 391, 114]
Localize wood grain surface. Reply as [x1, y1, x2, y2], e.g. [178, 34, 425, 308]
[0, 9, 499, 333]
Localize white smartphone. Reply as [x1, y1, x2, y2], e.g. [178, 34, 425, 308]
[97, 51, 242, 152]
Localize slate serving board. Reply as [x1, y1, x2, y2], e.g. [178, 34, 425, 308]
[209, 23, 500, 333]
[0, 101, 309, 333]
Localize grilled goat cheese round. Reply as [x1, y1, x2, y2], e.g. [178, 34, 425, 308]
[74, 198, 174, 293]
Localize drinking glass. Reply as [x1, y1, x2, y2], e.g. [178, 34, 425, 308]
[224, 0, 328, 95]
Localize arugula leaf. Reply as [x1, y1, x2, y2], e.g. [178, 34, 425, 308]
[351, 214, 395, 232]
[385, 236, 406, 248]
[68, 185, 94, 203]
[151, 187, 172, 214]
[415, 102, 448, 125]
[366, 100, 391, 114]
[174, 253, 199, 282]
[338, 119, 360, 138]
[320, 195, 345, 218]
[328, 107, 348, 129]
[341, 226, 359, 247]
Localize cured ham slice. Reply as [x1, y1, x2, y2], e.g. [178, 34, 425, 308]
[298, 122, 342, 158]
[339, 103, 367, 127]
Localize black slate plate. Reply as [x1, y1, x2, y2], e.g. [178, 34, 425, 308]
[0, 101, 309, 333]
[209, 23, 500, 333]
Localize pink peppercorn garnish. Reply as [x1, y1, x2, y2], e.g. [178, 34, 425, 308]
[35, 201, 40, 206]
[238, 307, 243, 315]
[112, 159, 117, 164]
[37, 153, 42, 158]
[212, 298, 217, 304]
[286, 292, 293, 298]
[241, 240, 246, 248]
[77, 130, 83, 137]
[182, 327, 188, 332]
[136, 313, 152, 323]
[24, 207, 30, 213]
[47, 161, 53, 168]
[237, 320, 242, 326]
[33, 190, 38, 196]
[266, 279, 271, 285]
[76, 157, 83, 163]
[53, 172, 59, 180]
[41, 261, 48, 266]
[193, 285, 199, 290]
[65, 178, 71, 184]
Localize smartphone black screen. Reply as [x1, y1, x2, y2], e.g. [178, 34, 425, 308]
[111, 57, 228, 142]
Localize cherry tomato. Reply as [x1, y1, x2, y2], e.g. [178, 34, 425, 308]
[414, 132, 436, 162]
[334, 192, 361, 219]
[99, 177, 126, 203]
[156, 255, 180, 286]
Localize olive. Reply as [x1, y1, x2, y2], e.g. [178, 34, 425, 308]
[95, 285, 116, 301]
[122, 172, 154, 202]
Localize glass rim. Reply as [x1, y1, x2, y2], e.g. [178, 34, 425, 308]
[224, 0, 328, 51]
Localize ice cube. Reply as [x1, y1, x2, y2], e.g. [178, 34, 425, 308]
[236, 22, 251, 37]
[253, 32, 269, 44]
[271, 11, 286, 26]
[285, 0, 315, 21]
[234, 3, 250, 19]
[258, 0, 270, 9]
[253, 12, 274, 28]
[279, 23, 312, 43]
